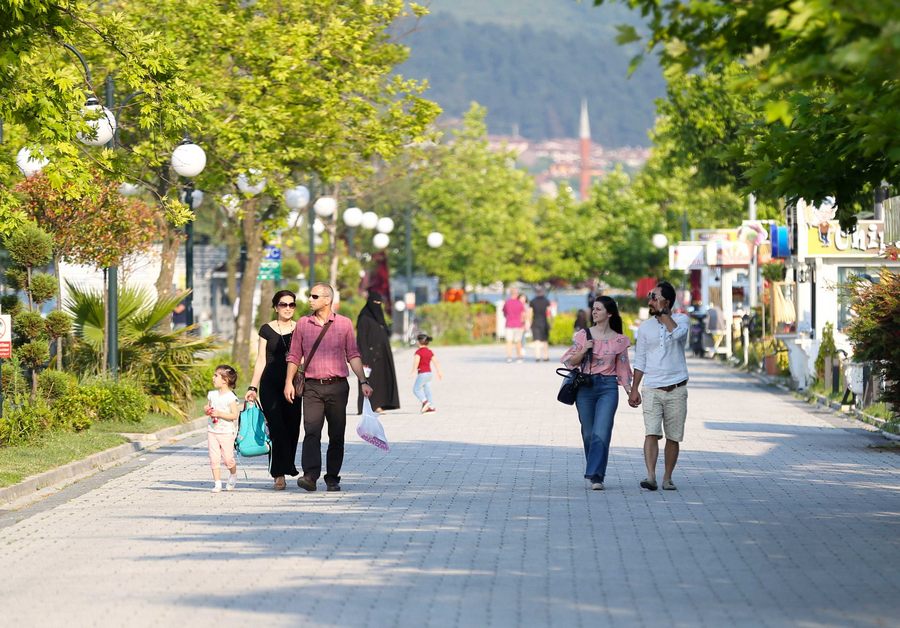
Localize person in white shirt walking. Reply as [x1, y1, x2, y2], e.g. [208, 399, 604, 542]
[628, 281, 690, 491]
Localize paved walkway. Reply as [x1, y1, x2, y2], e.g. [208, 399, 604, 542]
[2, 346, 899, 627]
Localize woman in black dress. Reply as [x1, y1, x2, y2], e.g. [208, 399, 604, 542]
[245, 290, 302, 490]
[356, 290, 400, 413]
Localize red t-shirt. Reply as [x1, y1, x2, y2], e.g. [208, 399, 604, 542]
[415, 347, 434, 373]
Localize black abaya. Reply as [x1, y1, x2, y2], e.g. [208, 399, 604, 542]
[356, 298, 400, 413]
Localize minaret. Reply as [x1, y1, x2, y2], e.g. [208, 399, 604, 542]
[579, 99, 591, 200]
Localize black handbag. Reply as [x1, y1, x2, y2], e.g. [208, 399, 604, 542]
[556, 329, 592, 405]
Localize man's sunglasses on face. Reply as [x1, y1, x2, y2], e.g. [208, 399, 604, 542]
[277, 302, 296, 308]
[309, 294, 329, 300]
[648, 292, 661, 301]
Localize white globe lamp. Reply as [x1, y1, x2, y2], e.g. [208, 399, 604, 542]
[285, 185, 310, 210]
[343, 206, 364, 227]
[16, 147, 49, 177]
[427, 231, 444, 248]
[77, 97, 117, 146]
[652, 233, 669, 249]
[118, 182, 142, 197]
[376, 217, 395, 234]
[361, 211, 379, 230]
[313, 218, 325, 235]
[171, 140, 207, 178]
[313, 196, 337, 218]
[236, 169, 266, 196]
[373, 233, 390, 249]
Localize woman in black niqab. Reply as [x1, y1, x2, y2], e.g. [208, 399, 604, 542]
[356, 290, 401, 413]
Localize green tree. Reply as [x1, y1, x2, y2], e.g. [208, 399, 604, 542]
[116, 0, 439, 372]
[414, 104, 537, 286]
[845, 267, 900, 412]
[0, 0, 207, 233]
[2, 222, 65, 395]
[598, 0, 899, 229]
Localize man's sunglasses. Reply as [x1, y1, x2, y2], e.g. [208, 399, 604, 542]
[647, 292, 662, 301]
[277, 302, 296, 308]
[309, 294, 328, 300]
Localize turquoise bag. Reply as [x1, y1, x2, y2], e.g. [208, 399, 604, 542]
[235, 401, 271, 457]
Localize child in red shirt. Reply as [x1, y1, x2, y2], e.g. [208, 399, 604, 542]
[412, 333, 443, 413]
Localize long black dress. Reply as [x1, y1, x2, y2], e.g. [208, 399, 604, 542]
[356, 298, 401, 413]
[258, 324, 302, 477]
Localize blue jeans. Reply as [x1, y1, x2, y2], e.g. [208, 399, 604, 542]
[413, 372, 434, 405]
[574, 374, 619, 482]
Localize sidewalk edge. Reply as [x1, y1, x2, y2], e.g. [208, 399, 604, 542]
[0, 417, 207, 507]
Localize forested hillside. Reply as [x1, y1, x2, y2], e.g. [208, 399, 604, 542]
[397, 1, 665, 146]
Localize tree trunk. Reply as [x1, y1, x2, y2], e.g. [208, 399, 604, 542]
[153, 168, 176, 328]
[328, 220, 339, 289]
[54, 256, 62, 370]
[255, 278, 275, 330]
[225, 228, 240, 311]
[155, 225, 183, 329]
[232, 203, 264, 374]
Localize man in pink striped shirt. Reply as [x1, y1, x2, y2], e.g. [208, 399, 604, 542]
[284, 282, 373, 492]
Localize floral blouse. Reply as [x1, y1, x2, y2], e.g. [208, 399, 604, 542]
[560, 329, 633, 389]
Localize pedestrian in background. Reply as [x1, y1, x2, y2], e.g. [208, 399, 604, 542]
[206, 364, 240, 493]
[412, 333, 443, 413]
[502, 287, 526, 363]
[530, 287, 552, 362]
[574, 309, 589, 333]
[356, 289, 400, 414]
[245, 290, 302, 490]
[628, 281, 690, 491]
[518, 292, 531, 355]
[284, 283, 373, 493]
[561, 296, 633, 491]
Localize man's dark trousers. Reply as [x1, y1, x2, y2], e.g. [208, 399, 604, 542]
[301, 379, 349, 485]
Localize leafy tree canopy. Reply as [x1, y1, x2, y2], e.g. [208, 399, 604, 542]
[598, 0, 899, 229]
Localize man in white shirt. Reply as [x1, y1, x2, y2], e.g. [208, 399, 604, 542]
[628, 281, 690, 491]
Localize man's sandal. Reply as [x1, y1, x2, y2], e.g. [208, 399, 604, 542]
[640, 479, 658, 491]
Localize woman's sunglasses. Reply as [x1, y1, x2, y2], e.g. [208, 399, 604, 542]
[277, 302, 296, 308]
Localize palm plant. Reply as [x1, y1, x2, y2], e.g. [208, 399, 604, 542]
[65, 282, 221, 417]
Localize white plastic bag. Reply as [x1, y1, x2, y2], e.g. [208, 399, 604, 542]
[356, 398, 389, 451]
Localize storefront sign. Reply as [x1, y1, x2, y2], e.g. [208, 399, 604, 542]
[806, 220, 886, 257]
[668, 243, 706, 270]
[691, 228, 738, 242]
[705, 240, 752, 266]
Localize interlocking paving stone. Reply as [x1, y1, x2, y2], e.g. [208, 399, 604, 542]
[1, 347, 898, 627]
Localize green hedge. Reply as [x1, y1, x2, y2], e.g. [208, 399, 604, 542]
[416, 302, 495, 345]
[0, 377, 151, 447]
[550, 313, 576, 346]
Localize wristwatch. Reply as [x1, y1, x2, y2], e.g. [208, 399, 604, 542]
[360, 380, 370, 386]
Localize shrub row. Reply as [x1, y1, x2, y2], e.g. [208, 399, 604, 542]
[0, 371, 150, 447]
[416, 302, 496, 345]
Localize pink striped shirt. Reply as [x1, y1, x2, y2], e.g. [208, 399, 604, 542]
[285, 313, 361, 379]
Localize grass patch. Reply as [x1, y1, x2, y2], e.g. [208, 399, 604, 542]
[0, 410, 196, 489]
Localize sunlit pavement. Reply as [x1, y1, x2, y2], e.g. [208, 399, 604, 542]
[2, 346, 898, 627]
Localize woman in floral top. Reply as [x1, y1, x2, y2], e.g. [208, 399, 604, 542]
[560, 295, 633, 491]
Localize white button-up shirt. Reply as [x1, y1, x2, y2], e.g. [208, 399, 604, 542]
[633, 314, 690, 388]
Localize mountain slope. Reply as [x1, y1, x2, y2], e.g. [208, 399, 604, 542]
[397, 1, 664, 145]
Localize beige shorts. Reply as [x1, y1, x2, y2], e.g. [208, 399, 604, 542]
[642, 386, 688, 442]
[504, 327, 524, 342]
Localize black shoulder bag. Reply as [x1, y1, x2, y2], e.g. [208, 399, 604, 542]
[556, 328, 592, 405]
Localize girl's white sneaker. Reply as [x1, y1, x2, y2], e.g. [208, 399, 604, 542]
[211, 482, 222, 493]
[226, 475, 237, 491]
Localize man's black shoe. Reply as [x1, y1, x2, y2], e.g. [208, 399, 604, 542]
[325, 483, 341, 492]
[297, 476, 317, 492]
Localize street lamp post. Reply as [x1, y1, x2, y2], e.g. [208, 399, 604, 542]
[311, 195, 337, 286]
[171, 139, 207, 328]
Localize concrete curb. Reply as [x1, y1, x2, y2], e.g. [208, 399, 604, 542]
[0, 417, 207, 507]
[718, 359, 898, 440]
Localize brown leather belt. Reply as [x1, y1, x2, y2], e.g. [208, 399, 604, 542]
[656, 379, 688, 392]
[305, 377, 346, 385]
